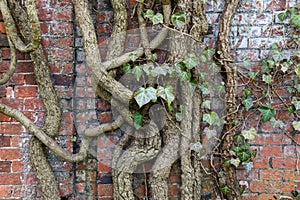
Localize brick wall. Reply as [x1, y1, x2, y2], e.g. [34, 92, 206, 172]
[0, 0, 299, 199]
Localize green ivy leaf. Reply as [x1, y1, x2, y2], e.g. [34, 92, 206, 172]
[291, 190, 299, 197]
[243, 89, 252, 97]
[292, 97, 300, 110]
[132, 65, 144, 81]
[270, 118, 285, 129]
[179, 71, 192, 81]
[215, 83, 226, 94]
[240, 187, 246, 195]
[252, 149, 257, 158]
[151, 13, 163, 25]
[280, 61, 290, 73]
[243, 58, 251, 67]
[225, 160, 231, 168]
[203, 112, 221, 126]
[143, 9, 154, 19]
[200, 82, 210, 94]
[144, 10, 163, 25]
[245, 162, 253, 172]
[71, 136, 77, 142]
[183, 53, 199, 69]
[151, 66, 168, 76]
[176, 111, 182, 122]
[278, 11, 289, 21]
[258, 106, 276, 123]
[288, 105, 296, 113]
[230, 158, 241, 167]
[232, 146, 242, 154]
[292, 121, 300, 131]
[157, 86, 175, 107]
[200, 72, 206, 80]
[242, 97, 253, 111]
[295, 66, 300, 78]
[240, 143, 250, 151]
[170, 12, 186, 28]
[237, 151, 251, 162]
[202, 100, 211, 109]
[248, 71, 259, 80]
[129, 53, 138, 62]
[233, 135, 245, 144]
[123, 63, 131, 73]
[294, 81, 300, 92]
[190, 142, 203, 152]
[291, 14, 300, 29]
[262, 74, 273, 84]
[241, 128, 258, 141]
[220, 185, 232, 195]
[134, 87, 157, 107]
[134, 112, 143, 130]
[204, 48, 215, 61]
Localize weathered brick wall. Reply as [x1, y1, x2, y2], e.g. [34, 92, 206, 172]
[0, 0, 299, 199]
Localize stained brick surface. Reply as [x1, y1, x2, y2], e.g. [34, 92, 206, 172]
[0, 0, 299, 199]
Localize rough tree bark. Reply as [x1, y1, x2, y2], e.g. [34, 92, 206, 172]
[0, 0, 242, 199]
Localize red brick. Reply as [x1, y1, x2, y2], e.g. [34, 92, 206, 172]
[0, 62, 10, 72]
[15, 86, 38, 98]
[98, 112, 112, 123]
[284, 170, 299, 181]
[0, 149, 20, 160]
[0, 185, 13, 197]
[0, 22, 6, 34]
[0, 136, 10, 147]
[10, 136, 20, 147]
[241, 194, 259, 200]
[42, 37, 73, 48]
[250, 181, 294, 193]
[36, 0, 48, 8]
[97, 184, 113, 196]
[97, 136, 118, 147]
[253, 157, 269, 168]
[59, 184, 73, 197]
[24, 74, 37, 85]
[272, 158, 296, 169]
[0, 113, 13, 122]
[260, 169, 282, 180]
[0, 86, 6, 97]
[0, 161, 10, 172]
[252, 134, 292, 145]
[264, 0, 287, 11]
[11, 74, 25, 85]
[134, 185, 145, 197]
[40, 22, 49, 34]
[49, 23, 73, 35]
[50, 0, 72, 7]
[48, 49, 74, 61]
[97, 148, 112, 160]
[260, 146, 282, 157]
[0, 174, 21, 184]
[236, 169, 258, 180]
[16, 62, 34, 73]
[23, 99, 45, 111]
[11, 161, 23, 173]
[168, 184, 179, 196]
[98, 161, 111, 173]
[283, 146, 297, 157]
[259, 193, 279, 200]
[0, 124, 22, 135]
[96, 11, 113, 23]
[54, 10, 73, 21]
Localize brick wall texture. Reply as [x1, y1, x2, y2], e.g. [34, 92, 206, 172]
[0, 0, 299, 199]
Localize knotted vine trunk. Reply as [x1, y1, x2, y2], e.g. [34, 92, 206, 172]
[0, 0, 244, 199]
